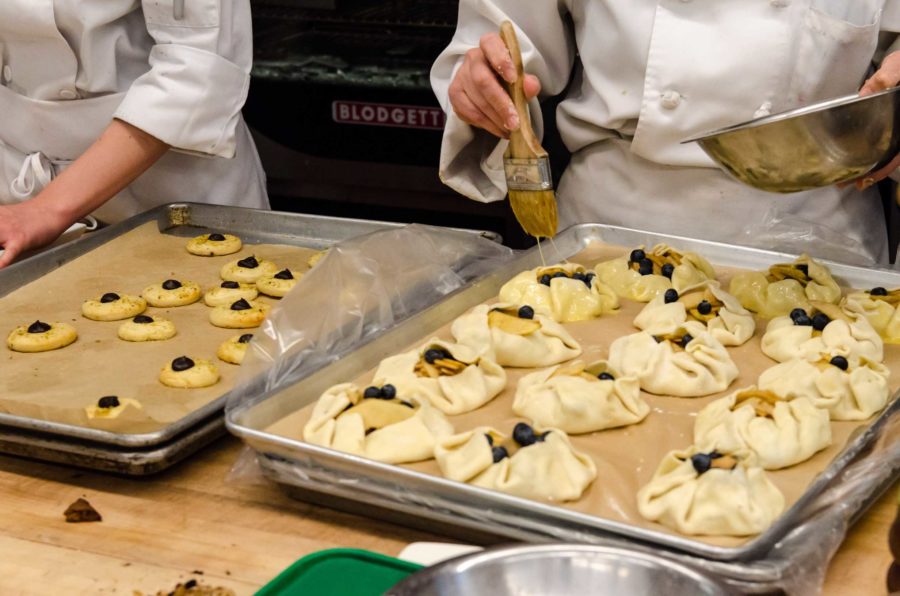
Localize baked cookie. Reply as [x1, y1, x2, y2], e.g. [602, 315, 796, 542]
[84, 395, 142, 419]
[82, 292, 147, 321]
[7, 320, 78, 353]
[217, 333, 253, 364]
[307, 249, 328, 268]
[209, 298, 270, 329]
[186, 232, 242, 256]
[204, 281, 258, 307]
[117, 314, 176, 342]
[220, 255, 279, 283]
[256, 269, 300, 298]
[142, 279, 202, 307]
[159, 356, 220, 388]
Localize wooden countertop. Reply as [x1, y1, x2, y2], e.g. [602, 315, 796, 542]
[0, 436, 893, 595]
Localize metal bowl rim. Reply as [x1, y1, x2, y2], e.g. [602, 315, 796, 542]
[682, 85, 900, 144]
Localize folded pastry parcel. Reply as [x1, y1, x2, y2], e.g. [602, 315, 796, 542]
[498, 262, 619, 323]
[729, 254, 841, 319]
[593, 244, 716, 302]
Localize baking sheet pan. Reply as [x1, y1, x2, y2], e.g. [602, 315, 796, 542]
[0, 203, 500, 450]
[228, 223, 900, 562]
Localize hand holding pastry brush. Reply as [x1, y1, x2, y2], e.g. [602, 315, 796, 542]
[499, 20, 559, 239]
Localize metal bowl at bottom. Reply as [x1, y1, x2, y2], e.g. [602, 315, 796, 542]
[387, 544, 731, 596]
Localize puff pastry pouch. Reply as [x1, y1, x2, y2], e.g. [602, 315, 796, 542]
[434, 426, 597, 502]
[758, 358, 892, 421]
[693, 387, 831, 470]
[608, 328, 739, 397]
[843, 290, 900, 344]
[513, 361, 649, 434]
[450, 304, 582, 368]
[728, 254, 841, 319]
[760, 307, 884, 365]
[372, 339, 507, 415]
[303, 382, 454, 464]
[636, 448, 785, 536]
[498, 263, 619, 323]
[593, 244, 716, 302]
[633, 282, 755, 347]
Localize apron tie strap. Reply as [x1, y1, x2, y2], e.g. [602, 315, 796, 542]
[10, 151, 53, 200]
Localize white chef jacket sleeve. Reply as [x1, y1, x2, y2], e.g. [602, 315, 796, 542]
[431, 1, 576, 203]
[112, 0, 253, 158]
[883, 1, 900, 32]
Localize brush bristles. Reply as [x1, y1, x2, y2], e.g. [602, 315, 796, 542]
[509, 189, 558, 238]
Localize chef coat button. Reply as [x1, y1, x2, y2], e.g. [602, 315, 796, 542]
[59, 88, 78, 100]
[660, 90, 682, 109]
[2, 66, 10, 84]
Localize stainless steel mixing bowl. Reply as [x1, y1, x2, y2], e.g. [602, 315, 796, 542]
[386, 544, 731, 595]
[684, 86, 900, 193]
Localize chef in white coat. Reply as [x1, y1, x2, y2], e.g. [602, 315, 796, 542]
[0, 0, 269, 267]
[432, 1, 900, 266]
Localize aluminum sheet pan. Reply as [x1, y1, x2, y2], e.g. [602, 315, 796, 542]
[0, 202, 500, 450]
[227, 223, 900, 562]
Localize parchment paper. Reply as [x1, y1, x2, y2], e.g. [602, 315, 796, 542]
[265, 241, 900, 548]
[0, 222, 319, 434]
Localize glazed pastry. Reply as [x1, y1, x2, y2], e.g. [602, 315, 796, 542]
[498, 262, 618, 323]
[633, 282, 755, 347]
[209, 298, 270, 329]
[117, 314, 176, 342]
[84, 395, 142, 419]
[372, 339, 506, 415]
[593, 245, 716, 302]
[693, 386, 831, 470]
[7, 320, 77, 352]
[450, 303, 582, 368]
[608, 326, 739, 397]
[81, 292, 146, 321]
[728, 254, 841, 318]
[513, 361, 649, 433]
[158, 356, 220, 388]
[141, 279, 201, 307]
[220, 255, 279, 283]
[637, 447, 785, 536]
[435, 423, 596, 502]
[204, 280, 258, 307]
[217, 333, 253, 365]
[758, 356, 891, 421]
[256, 268, 301, 298]
[843, 287, 900, 344]
[760, 302, 883, 365]
[303, 382, 454, 464]
[186, 232, 242, 256]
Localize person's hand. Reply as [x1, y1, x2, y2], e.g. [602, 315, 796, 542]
[0, 200, 70, 268]
[448, 32, 542, 139]
[848, 51, 900, 190]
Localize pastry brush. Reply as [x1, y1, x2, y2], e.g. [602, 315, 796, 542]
[499, 20, 559, 239]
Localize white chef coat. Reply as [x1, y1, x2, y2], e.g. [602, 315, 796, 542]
[432, 0, 900, 266]
[0, 0, 269, 224]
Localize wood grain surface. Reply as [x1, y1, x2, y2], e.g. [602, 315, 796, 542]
[0, 435, 892, 595]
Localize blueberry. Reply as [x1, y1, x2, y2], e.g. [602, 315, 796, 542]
[27, 321, 51, 334]
[238, 333, 253, 344]
[363, 386, 381, 398]
[274, 269, 294, 280]
[789, 308, 808, 323]
[638, 258, 654, 276]
[491, 446, 509, 463]
[539, 274, 552, 286]
[871, 287, 888, 296]
[98, 395, 120, 409]
[237, 256, 259, 269]
[171, 356, 195, 372]
[512, 422, 537, 447]
[829, 355, 849, 371]
[663, 289, 679, 304]
[583, 272, 596, 288]
[424, 348, 445, 364]
[133, 315, 154, 324]
[208, 233, 226, 241]
[484, 434, 494, 446]
[517, 305, 535, 319]
[661, 263, 675, 279]
[551, 272, 568, 280]
[221, 281, 240, 289]
[230, 298, 252, 311]
[811, 313, 831, 331]
[697, 300, 712, 315]
[380, 384, 397, 399]
[598, 372, 615, 381]
[793, 314, 813, 327]
[162, 279, 182, 290]
[100, 292, 120, 303]
[681, 334, 694, 348]
[691, 453, 712, 474]
[629, 249, 646, 263]
[572, 272, 587, 282]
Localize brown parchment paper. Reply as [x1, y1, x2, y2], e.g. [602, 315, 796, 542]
[0, 222, 320, 434]
[266, 240, 900, 549]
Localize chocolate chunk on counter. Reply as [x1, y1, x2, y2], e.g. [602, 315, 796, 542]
[64, 498, 102, 523]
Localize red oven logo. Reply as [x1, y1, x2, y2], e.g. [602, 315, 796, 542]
[332, 100, 446, 130]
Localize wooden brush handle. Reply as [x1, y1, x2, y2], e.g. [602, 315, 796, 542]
[500, 21, 546, 159]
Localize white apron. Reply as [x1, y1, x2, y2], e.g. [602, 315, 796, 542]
[0, 0, 268, 223]
[433, 0, 900, 266]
